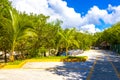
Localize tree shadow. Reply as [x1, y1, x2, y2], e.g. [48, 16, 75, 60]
[47, 50, 120, 80]
[108, 51, 120, 75]
[46, 60, 95, 80]
[90, 52, 120, 80]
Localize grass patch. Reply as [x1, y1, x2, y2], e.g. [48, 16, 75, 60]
[7, 60, 23, 65]
[3, 60, 26, 69]
[2, 56, 88, 69]
[32, 56, 67, 59]
[61, 56, 88, 62]
[28, 56, 88, 62]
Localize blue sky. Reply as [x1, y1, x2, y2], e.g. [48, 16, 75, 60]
[64, 0, 120, 30]
[64, 0, 120, 15]
[10, 0, 120, 33]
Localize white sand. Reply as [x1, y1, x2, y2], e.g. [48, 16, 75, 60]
[0, 50, 107, 80]
[76, 50, 106, 60]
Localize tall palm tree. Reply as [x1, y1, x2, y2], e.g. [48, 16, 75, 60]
[58, 28, 79, 56]
[5, 8, 36, 61]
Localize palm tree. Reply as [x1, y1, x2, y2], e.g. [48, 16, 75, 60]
[58, 28, 79, 56]
[5, 8, 36, 61]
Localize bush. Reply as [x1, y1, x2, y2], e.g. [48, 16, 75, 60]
[61, 56, 88, 62]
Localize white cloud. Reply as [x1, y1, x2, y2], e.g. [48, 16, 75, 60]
[80, 24, 101, 33]
[9, 0, 51, 15]
[83, 5, 120, 25]
[47, 0, 83, 28]
[103, 4, 120, 24]
[9, 0, 120, 33]
[10, 0, 83, 29]
[82, 6, 108, 25]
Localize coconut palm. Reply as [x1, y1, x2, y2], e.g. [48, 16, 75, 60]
[3, 8, 36, 61]
[58, 28, 79, 56]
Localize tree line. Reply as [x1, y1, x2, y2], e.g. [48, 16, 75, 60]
[94, 22, 120, 52]
[0, 0, 120, 62]
[0, 0, 94, 61]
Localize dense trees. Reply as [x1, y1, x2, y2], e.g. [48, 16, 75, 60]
[103, 22, 120, 44]
[93, 22, 120, 51]
[58, 28, 79, 55]
[1, 0, 120, 62]
[0, 0, 12, 62]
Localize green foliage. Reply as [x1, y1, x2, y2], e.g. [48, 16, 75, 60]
[92, 32, 103, 47]
[32, 56, 88, 62]
[95, 22, 120, 46]
[7, 60, 23, 65]
[92, 22, 120, 52]
[0, 0, 12, 51]
[0, 0, 109, 60]
[75, 32, 93, 50]
[58, 28, 81, 55]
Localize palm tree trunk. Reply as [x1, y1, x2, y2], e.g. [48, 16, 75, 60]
[4, 50, 7, 63]
[10, 42, 15, 62]
[48, 48, 51, 56]
[66, 47, 68, 56]
[9, 51, 14, 62]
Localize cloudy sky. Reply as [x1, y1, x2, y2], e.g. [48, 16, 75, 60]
[9, 0, 120, 33]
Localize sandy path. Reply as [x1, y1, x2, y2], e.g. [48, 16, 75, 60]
[76, 50, 106, 60]
[0, 50, 108, 80]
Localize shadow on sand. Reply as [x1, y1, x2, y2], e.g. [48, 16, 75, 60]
[46, 60, 95, 80]
[47, 50, 120, 80]
[90, 50, 120, 80]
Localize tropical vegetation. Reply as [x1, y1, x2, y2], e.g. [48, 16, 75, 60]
[0, 0, 120, 62]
